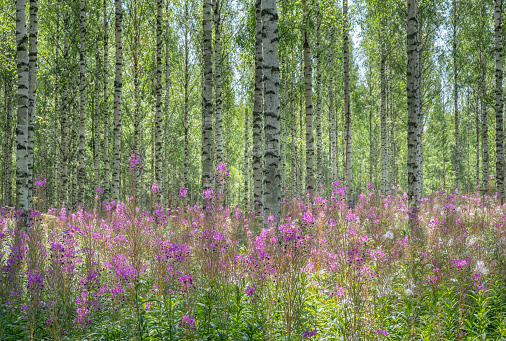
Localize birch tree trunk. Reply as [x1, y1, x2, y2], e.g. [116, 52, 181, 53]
[380, 28, 387, 195]
[495, 0, 504, 200]
[262, 0, 281, 224]
[3, 73, 13, 207]
[78, 0, 86, 206]
[480, 47, 489, 188]
[94, 76, 101, 194]
[290, 85, 296, 198]
[407, 0, 420, 210]
[112, 0, 123, 202]
[343, 0, 353, 206]
[214, 0, 223, 166]
[184, 2, 189, 190]
[244, 108, 249, 209]
[155, 0, 162, 189]
[201, 0, 213, 191]
[416, 11, 423, 199]
[60, 25, 69, 206]
[103, 0, 110, 202]
[281, 59, 286, 197]
[253, 0, 263, 214]
[315, 1, 322, 191]
[164, 4, 170, 207]
[368, 69, 373, 185]
[476, 94, 480, 187]
[15, 0, 30, 218]
[453, 0, 460, 190]
[329, 29, 336, 182]
[303, 0, 314, 196]
[27, 0, 38, 209]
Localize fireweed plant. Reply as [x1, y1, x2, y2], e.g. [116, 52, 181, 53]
[0, 164, 506, 340]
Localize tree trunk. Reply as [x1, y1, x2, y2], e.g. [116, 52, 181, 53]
[214, 0, 223, 167]
[103, 0, 110, 202]
[262, 0, 281, 224]
[78, 0, 86, 206]
[476, 93, 480, 187]
[303, 0, 314, 196]
[26, 0, 38, 210]
[184, 2, 189, 191]
[163, 2, 170, 207]
[253, 0, 263, 214]
[495, 0, 504, 199]
[112, 0, 123, 202]
[3, 74, 13, 207]
[94, 76, 101, 194]
[15, 0, 30, 218]
[315, 1, 322, 191]
[244, 108, 249, 209]
[343, 0, 353, 206]
[453, 0, 460, 190]
[201, 0, 213, 191]
[407, 0, 420, 210]
[380, 29, 387, 195]
[481, 47, 489, 188]
[290, 85, 296, 198]
[368, 69, 373, 185]
[155, 0, 163, 190]
[416, 10, 423, 199]
[281, 59, 286, 197]
[329, 29, 336, 182]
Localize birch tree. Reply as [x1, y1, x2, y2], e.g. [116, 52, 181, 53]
[214, 0, 223, 166]
[201, 0, 213, 190]
[262, 0, 281, 224]
[112, 0, 123, 202]
[406, 0, 420, 210]
[343, 0, 353, 206]
[103, 0, 110, 201]
[27, 0, 38, 208]
[253, 0, 263, 214]
[78, 0, 86, 206]
[302, 0, 314, 196]
[15, 0, 30, 218]
[155, 0, 163, 189]
[495, 0, 504, 200]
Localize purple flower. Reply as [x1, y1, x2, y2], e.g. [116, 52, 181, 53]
[304, 329, 317, 338]
[180, 186, 188, 197]
[179, 315, 195, 328]
[377, 329, 388, 336]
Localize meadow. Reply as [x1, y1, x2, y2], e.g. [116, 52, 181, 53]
[1, 176, 505, 340]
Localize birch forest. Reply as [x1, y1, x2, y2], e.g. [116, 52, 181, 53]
[1, 0, 506, 339]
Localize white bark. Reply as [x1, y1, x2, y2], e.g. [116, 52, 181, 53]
[155, 0, 163, 189]
[495, 0, 504, 199]
[407, 0, 420, 210]
[103, 0, 110, 202]
[78, 0, 86, 206]
[303, 0, 314, 196]
[253, 0, 263, 214]
[112, 0, 123, 202]
[201, 0, 213, 190]
[15, 0, 30, 217]
[343, 0, 353, 206]
[262, 0, 281, 224]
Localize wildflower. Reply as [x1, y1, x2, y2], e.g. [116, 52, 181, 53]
[377, 329, 388, 336]
[304, 329, 317, 338]
[152, 183, 160, 192]
[179, 186, 187, 197]
[179, 315, 195, 329]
